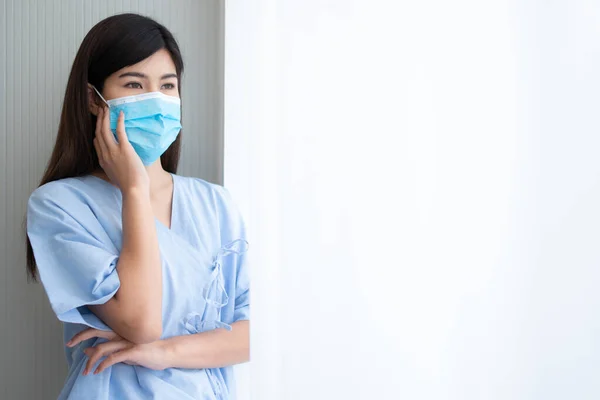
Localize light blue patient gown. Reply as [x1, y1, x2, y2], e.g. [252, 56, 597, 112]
[26, 174, 249, 400]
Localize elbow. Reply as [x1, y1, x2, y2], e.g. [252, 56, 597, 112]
[125, 315, 163, 344]
[93, 294, 163, 344]
[131, 326, 162, 344]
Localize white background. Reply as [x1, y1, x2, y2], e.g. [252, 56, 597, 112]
[224, 1, 600, 399]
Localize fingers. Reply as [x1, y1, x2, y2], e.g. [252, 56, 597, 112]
[93, 137, 101, 160]
[115, 110, 128, 146]
[101, 105, 118, 149]
[67, 328, 117, 347]
[83, 340, 129, 376]
[94, 108, 108, 159]
[94, 348, 135, 375]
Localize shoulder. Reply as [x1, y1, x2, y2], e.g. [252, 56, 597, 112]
[27, 176, 106, 223]
[174, 175, 245, 232]
[29, 177, 89, 208]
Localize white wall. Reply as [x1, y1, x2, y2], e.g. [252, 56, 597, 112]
[224, 1, 600, 399]
[0, 1, 224, 398]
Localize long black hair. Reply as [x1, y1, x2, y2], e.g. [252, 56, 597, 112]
[26, 13, 185, 281]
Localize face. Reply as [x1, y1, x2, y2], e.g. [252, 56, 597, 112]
[89, 48, 179, 115]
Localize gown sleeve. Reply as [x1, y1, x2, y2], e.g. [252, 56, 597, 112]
[214, 185, 250, 323]
[26, 182, 121, 331]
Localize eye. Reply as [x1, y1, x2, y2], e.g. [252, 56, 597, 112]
[125, 82, 143, 89]
[161, 83, 176, 90]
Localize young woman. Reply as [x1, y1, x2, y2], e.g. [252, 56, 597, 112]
[25, 13, 249, 400]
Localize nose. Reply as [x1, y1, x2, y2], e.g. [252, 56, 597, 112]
[147, 81, 162, 93]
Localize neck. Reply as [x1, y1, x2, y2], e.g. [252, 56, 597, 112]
[146, 161, 173, 192]
[92, 159, 172, 193]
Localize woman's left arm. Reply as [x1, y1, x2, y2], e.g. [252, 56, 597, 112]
[161, 320, 249, 369]
[70, 321, 249, 375]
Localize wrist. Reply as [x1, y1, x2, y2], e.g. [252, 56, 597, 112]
[156, 338, 176, 370]
[121, 185, 150, 200]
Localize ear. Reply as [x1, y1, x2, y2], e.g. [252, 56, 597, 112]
[88, 84, 101, 116]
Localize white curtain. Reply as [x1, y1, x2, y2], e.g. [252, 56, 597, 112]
[224, 1, 600, 399]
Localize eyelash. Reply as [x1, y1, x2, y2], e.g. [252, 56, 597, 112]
[125, 82, 142, 89]
[124, 82, 176, 90]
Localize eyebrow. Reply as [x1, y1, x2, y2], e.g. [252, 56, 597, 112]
[118, 72, 178, 80]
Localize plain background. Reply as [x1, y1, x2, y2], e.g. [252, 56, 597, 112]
[0, 1, 228, 399]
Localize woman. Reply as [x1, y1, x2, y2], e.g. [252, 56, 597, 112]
[25, 13, 249, 400]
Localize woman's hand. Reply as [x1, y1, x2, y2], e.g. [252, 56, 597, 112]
[94, 107, 150, 193]
[67, 328, 169, 375]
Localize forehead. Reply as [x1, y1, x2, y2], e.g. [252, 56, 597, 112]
[115, 49, 177, 76]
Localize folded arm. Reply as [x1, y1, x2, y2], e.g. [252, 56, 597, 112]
[73, 321, 250, 375]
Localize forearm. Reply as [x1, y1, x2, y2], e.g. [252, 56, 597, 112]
[116, 188, 162, 315]
[90, 188, 163, 342]
[160, 320, 249, 369]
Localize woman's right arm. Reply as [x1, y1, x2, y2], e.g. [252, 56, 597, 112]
[88, 108, 163, 344]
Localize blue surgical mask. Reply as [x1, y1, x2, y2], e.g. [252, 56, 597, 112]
[92, 86, 182, 165]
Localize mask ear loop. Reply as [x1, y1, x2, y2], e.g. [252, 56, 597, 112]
[91, 85, 110, 107]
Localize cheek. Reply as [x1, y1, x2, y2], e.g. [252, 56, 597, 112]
[102, 87, 131, 101]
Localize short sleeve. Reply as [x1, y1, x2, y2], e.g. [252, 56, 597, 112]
[27, 183, 121, 331]
[214, 185, 250, 323]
